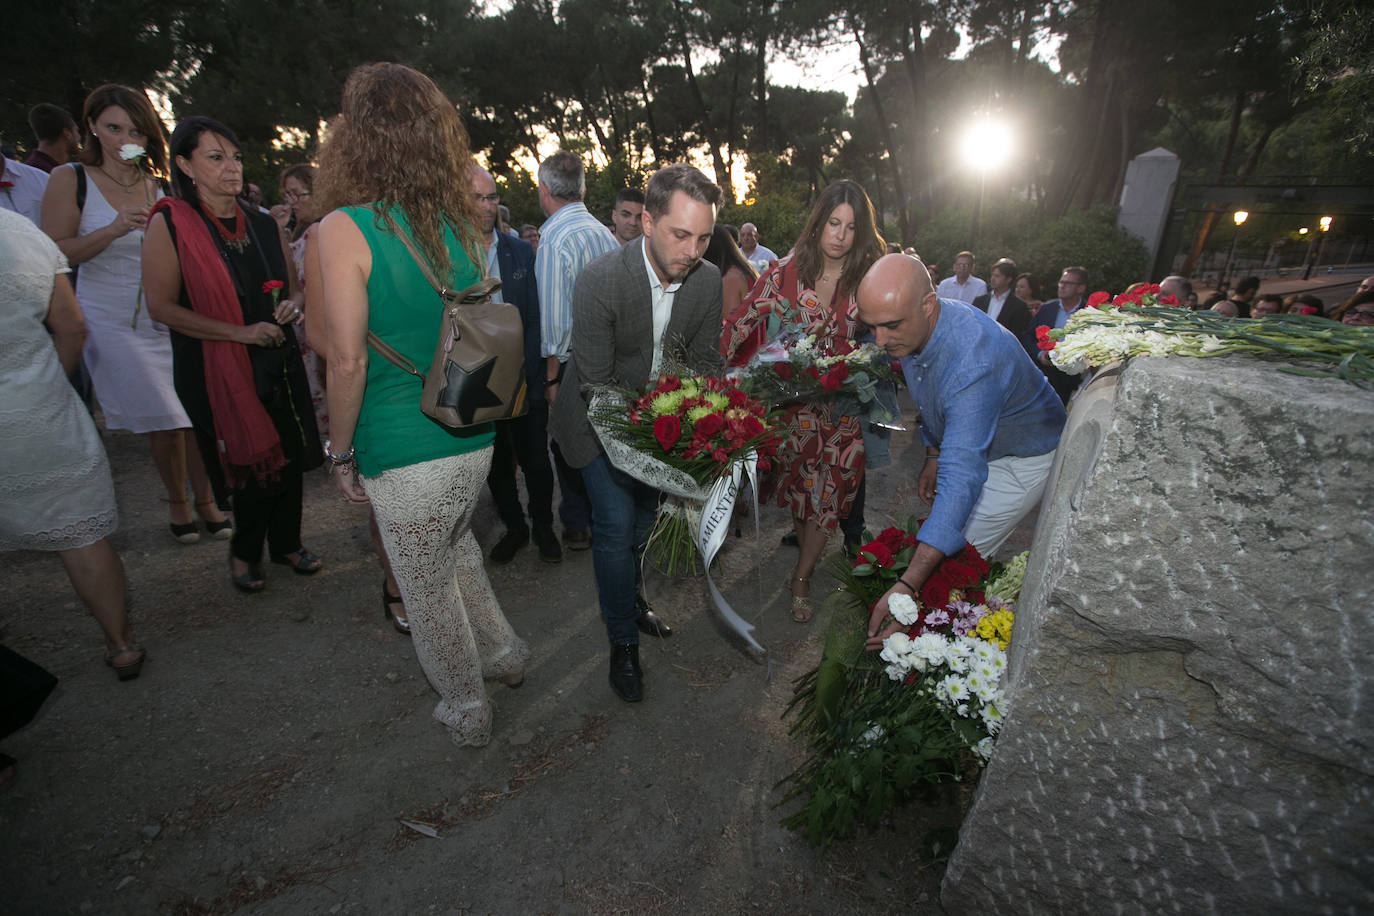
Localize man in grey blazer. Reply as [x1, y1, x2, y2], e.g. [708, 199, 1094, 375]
[550, 164, 724, 702]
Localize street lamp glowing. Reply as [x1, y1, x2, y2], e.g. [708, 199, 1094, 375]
[1300, 227, 1309, 235]
[1233, 210, 1249, 226]
[960, 121, 1014, 171]
[1320, 215, 1332, 231]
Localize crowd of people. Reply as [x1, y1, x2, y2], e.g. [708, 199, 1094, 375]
[2, 65, 1370, 759]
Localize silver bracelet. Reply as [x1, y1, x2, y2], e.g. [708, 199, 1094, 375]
[323, 440, 355, 466]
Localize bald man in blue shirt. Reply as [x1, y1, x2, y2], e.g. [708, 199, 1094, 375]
[856, 254, 1065, 648]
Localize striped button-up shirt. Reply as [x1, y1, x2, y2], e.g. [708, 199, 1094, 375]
[535, 201, 618, 361]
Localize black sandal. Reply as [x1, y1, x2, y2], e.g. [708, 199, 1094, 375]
[230, 557, 265, 593]
[270, 549, 323, 575]
[382, 580, 410, 634]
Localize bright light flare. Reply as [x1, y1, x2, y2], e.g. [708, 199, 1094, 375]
[960, 120, 1014, 171]
[1233, 209, 1249, 226]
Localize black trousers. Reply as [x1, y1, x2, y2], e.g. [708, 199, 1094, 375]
[486, 399, 556, 534]
[192, 413, 307, 567]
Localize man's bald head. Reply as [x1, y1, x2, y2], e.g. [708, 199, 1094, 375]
[856, 253, 940, 357]
[470, 165, 499, 235]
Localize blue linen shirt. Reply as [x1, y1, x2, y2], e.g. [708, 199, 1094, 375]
[900, 299, 1066, 555]
[535, 202, 618, 362]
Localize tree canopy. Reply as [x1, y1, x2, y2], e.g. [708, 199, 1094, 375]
[3, 0, 1366, 284]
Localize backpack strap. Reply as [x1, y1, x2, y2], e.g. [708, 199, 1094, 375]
[73, 163, 86, 213]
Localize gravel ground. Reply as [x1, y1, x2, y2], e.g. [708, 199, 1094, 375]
[1, 396, 1026, 915]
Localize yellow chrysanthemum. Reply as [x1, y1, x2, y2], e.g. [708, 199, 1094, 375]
[650, 391, 686, 415]
[687, 404, 715, 423]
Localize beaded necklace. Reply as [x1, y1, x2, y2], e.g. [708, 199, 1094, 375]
[200, 201, 250, 253]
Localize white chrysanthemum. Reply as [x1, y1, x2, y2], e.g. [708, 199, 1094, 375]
[982, 700, 1005, 734]
[884, 663, 906, 681]
[859, 723, 885, 747]
[889, 592, 921, 626]
[793, 334, 815, 354]
[974, 736, 995, 761]
[937, 675, 969, 708]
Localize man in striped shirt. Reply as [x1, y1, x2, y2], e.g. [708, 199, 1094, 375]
[536, 150, 619, 551]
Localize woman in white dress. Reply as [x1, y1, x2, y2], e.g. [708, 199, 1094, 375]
[40, 84, 231, 543]
[0, 208, 144, 679]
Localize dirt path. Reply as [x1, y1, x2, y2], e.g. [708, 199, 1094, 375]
[0, 407, 993, 915]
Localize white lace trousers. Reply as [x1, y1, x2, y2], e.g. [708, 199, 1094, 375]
[362, 448, 529, 746]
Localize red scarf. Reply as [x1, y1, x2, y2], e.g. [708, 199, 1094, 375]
[152, 197, 286, 487]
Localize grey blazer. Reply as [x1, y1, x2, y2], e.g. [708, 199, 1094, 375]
[550, 238, 724, 469]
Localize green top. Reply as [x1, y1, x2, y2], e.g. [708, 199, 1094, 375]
[344, 204, 494, 477]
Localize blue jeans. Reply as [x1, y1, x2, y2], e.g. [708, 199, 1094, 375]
[579, 456, 658, 645]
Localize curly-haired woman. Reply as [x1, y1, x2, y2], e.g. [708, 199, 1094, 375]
[308, 63, 528, 748]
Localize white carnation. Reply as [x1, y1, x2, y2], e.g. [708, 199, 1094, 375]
[889, 591, 921, 626]
[119, 143, 146, 161]
[879, 632, 914, 668]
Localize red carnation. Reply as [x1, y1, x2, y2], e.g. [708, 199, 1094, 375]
[774, 363, 794, 380]
[261, 279, 285, 293]
[653, 415, 681, 451]
[711, 447, 728, 463]
[1158, 294, 1179, 306]
[920, 572, 954, 610]
[876, 527, 906, 553]
[857, 541, 893, 568]
[726, 387, 748, 407]
[958, 544, 989, 578]
[1087, 290, 1111, 308]
[941, 560, 978, 589]
[804, 366, 820, 380]
[655, 375, 682, 393]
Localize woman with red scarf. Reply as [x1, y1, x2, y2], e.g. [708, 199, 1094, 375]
[142, 117, 323, 593]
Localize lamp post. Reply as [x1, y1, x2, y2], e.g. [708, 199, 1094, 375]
[1315, 215, 1333, 274]
[1301, 216, 1331, 280]
[1222, 209, 1248, 285]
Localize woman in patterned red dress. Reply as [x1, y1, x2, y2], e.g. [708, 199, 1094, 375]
[721, 180, 885, 622]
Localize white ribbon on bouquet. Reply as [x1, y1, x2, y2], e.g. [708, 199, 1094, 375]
[590, 394, 765, 653]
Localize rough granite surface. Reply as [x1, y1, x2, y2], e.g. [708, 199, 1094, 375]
[942, 357, 1374, 915]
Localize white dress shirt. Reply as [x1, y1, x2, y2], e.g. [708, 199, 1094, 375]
[937, 274, 988, 304]
[640, 238, 681, 377]
[986, 288, 1009, 322]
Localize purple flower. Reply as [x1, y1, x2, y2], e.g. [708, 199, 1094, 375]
[924, 608, 951, 629]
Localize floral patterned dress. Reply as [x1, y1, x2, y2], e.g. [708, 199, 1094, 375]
[721, 255, 864, 531]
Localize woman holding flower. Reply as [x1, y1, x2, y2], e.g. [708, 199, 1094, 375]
[142, 116, 323, 593]
[40, 84, 230, 544]
[722, 180, 886, 621]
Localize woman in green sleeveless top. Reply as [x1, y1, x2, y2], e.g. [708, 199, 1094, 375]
[307, 63, 528, 749]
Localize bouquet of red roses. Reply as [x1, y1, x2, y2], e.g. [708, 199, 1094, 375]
[735, 326, 902, 426]
[590, 374, 783, 651]
[591, 374, 783, 577]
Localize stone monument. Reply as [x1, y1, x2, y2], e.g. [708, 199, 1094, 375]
[1116, 148, 1180, 280]
[942, 357, 1374, 913]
